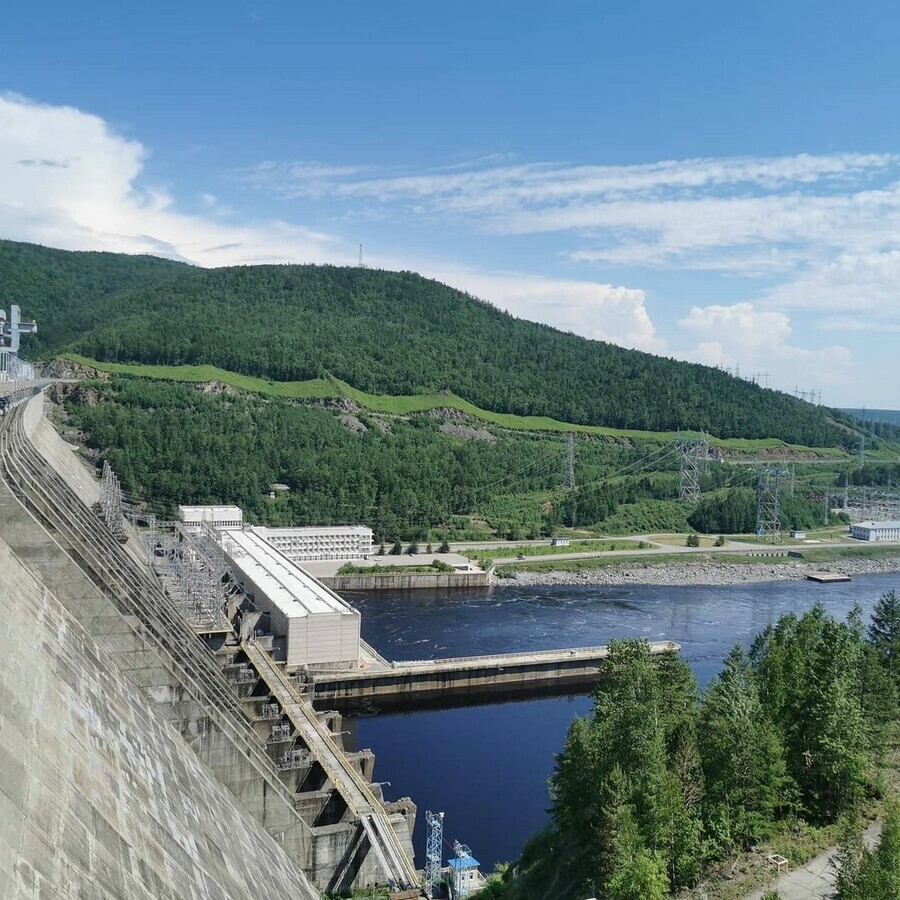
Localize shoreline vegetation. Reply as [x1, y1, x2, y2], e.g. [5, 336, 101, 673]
[481, 596, 900, 900]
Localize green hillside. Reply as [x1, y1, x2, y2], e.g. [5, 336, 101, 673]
[842, 407, 900, 427]
[66, 354, 848, 454]
[1, 239, 858, 446]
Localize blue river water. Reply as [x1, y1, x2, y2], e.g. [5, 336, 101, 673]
[339, 573, 899, 870]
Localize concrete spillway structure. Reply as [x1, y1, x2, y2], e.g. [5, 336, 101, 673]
[310, 641, 681, 708]
[0, 391, 417, 897]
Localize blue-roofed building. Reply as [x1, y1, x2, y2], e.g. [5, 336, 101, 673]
[448, 846, 485, 898]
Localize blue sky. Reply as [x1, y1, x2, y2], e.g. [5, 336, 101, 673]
[2, 1, 899, 407]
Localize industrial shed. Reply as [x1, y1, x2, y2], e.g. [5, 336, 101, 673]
[220, 529, 361, 669]
[178, 504, 244, 531]
[850, 520, 900, 542]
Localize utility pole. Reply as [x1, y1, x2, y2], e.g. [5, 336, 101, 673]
[824, 492, 830, 526]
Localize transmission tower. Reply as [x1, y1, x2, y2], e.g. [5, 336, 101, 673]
[174, 523, 231, 626]
[677, 435, 709, 503]
[424, 811, 444, 899]
[756, 467, 785, 543]
[99, 460, 126, 540]
[564, 433, 575, 491]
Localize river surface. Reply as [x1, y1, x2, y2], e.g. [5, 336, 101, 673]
[339, 573, 900, 871]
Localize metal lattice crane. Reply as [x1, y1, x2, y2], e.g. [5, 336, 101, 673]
[424, 810, 444, 898]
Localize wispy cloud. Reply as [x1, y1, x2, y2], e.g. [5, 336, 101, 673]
[247, 152, 900, 268]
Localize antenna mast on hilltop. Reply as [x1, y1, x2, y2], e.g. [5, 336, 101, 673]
[358, 244, 365, 268]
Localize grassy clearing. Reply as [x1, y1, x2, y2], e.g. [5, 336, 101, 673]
[65, 354, 338, 399]
[472, 539, 643, 567]
[62, 354, 848, 453]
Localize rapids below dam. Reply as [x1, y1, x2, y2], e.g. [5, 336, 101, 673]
[339, 573, 900, 871]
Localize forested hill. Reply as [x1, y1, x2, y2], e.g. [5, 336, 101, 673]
[0, 240, 187, 354]
[2, 239, 853, 445]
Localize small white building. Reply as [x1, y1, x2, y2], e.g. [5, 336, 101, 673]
[253, 525, 373, 561]
[790, 529, 807, 539]
[220, 529, 360, 669]
[178, 505, 244, 532]
[851, 521, 900, 542]
[551, 537, 570, 548]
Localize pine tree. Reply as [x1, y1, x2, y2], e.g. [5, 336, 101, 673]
[699, 645, 794, 844]
[869, 590, 900, 684]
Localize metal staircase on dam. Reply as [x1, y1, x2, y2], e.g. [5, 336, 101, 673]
[0, 391, 419, 897]
[242, 640, 419, 892]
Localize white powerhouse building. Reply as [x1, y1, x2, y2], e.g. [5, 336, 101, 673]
[220, 529, 361, 669]
[851, 521, 900, 542]
[252, 525, 373, 561]
[178, 505, 244, 531]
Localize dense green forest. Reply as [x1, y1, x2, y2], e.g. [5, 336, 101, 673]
[61, 377, 729, 538]
[62, 376, 845, 539]
[482, 595, 900, 900]
[1, 238, 869, 446]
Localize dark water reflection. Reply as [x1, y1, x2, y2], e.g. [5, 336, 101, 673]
[339, 574, 899, 869]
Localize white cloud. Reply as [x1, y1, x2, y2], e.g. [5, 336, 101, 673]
[417, 265, 665, 353]
[0, 93, 342, 266]
[676, 302, 856, 397]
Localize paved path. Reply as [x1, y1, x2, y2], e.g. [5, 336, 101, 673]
[745, 823, 880, 899]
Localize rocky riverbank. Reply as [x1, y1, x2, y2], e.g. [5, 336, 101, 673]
[507, 554, 900, 587]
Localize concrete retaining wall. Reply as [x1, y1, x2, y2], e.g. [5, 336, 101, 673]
[324, 570, 490, 591]
[0, 536, 319, 900]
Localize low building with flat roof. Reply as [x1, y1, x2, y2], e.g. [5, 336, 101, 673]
[220, 529, 360, 669]
[178, 505, 244, 531]
[850, 521, 900, 542]
[253, 525, 373, 562]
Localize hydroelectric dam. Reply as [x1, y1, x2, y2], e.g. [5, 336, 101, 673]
[0, 370, 679, 899]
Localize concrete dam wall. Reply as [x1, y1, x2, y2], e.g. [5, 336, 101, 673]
[0, 535, 318, 900]
[0, 392, 418, 897]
